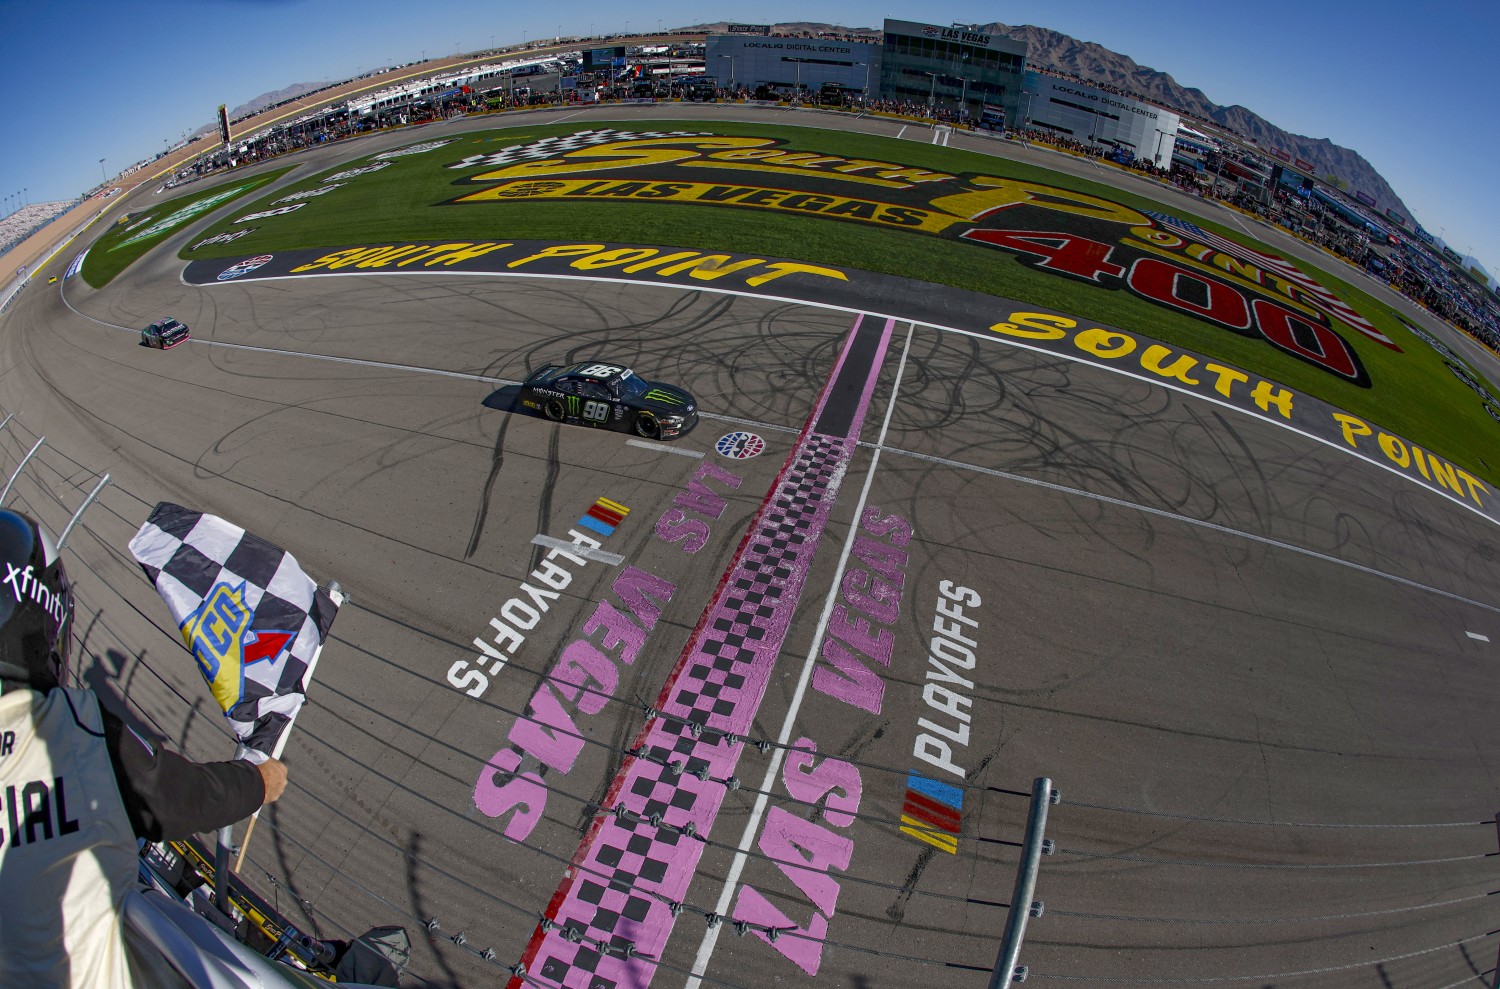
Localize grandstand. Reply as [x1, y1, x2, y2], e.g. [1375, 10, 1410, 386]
[1, 200, 79, 257]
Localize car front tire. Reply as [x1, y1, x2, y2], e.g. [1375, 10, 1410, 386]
[544, 398, 566, 422]
[633, 412, 660, 439]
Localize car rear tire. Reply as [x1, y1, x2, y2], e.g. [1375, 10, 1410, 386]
[633, 413, 660, 439]
[544, 398, 566, 422]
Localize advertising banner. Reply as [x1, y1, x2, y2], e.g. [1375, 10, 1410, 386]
[218, 104, 231, 146]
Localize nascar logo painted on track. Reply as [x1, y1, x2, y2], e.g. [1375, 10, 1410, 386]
[218, 254, 274, 281]
[179, 581, 296, 713]
[445, 130, 1399, 385]
[715, 431, 765, 459]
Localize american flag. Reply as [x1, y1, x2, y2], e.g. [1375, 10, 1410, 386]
[1142, 210, 1396, 349]
[128, 503, 341, 761]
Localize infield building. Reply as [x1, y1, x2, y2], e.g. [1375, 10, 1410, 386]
[705, 19, 1029, 122]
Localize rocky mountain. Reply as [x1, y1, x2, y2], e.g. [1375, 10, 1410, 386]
[190, 81, 336, 139]
[991, 22, 1413, 226]
[687, 20, 1414, 228]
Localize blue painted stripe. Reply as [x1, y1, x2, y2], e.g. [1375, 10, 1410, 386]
[576, 514, 614, 536]
[907, 770, 963, 810]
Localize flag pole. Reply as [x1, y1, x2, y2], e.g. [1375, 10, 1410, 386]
[230, 580, 344, 875]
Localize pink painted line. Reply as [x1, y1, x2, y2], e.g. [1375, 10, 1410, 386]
[510, 316, 896, 989]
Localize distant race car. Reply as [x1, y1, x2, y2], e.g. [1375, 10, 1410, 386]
[141, 317, 190, 350]
[519, 361, 698, 440]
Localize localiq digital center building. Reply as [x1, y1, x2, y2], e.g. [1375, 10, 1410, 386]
[705, 18, 1179, 167]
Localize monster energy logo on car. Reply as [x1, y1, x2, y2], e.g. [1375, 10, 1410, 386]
[567, 395, 581, 416]
[644, 389, 684, 405]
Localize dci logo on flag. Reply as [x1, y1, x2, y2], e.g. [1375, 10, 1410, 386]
[128, 503, 341, 760]
[179, 580, 296, 713]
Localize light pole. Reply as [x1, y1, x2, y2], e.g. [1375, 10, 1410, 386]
[925, 70, 939, 111]
[99, 158, 106, 182]
[855, 61, 870, 103]
[720, 54, 735, 92]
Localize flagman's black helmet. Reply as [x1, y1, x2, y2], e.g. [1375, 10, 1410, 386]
[0, 510, 73, 692]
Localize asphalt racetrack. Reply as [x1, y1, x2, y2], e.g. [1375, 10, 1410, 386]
[7, 105, 1500, 988]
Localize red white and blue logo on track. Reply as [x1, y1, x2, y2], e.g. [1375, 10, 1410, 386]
[715, 431, 765, 459]
[218, 254, 274, 281]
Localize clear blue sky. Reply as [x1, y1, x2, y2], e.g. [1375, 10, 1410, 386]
[3, 0, 1497, 275]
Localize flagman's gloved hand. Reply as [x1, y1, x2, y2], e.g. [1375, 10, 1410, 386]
[258, 758, 288, 804]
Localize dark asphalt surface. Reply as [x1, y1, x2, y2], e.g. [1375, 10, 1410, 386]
[2, 105, 1498, 989]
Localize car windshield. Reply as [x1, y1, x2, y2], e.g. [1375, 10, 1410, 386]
[616, 371, 647, 398]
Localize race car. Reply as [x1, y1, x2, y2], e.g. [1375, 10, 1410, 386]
[141, 317, 190, 349]
[519, 361, 698, 440]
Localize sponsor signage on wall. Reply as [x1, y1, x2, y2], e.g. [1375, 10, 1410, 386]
[727, 23, 771, 34]
[885, 18, 1025, 54]
[1355, 190, 1377, 207]
[217, 104, 231, 146]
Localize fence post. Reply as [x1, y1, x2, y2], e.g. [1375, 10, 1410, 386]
[989, 776, 1055, 987]
[0, 436, 44, 506]
[57, 473, 110, 549]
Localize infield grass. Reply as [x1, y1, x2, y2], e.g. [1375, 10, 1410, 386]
[84, 168, 293, 288]
[181, 119, 1500, 482]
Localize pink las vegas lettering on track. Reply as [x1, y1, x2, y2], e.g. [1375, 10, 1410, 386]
[509, 314, 896, 989]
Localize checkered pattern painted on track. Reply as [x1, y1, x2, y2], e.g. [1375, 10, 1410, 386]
[513, 316, 895, 989]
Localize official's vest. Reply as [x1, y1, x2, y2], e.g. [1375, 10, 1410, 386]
[0, 687, 141, 988]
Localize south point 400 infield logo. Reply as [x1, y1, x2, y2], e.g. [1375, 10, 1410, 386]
[445, 129, 1398, 385]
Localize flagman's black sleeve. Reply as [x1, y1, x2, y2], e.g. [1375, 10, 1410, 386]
[101, 707, 267, 841]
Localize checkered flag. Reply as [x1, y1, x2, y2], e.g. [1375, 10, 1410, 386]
[128, 503, 341, 762]
[444, 128, 711, 170]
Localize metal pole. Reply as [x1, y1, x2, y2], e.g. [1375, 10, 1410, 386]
[57, 473, 110, 549]
[989, 777, 1054, 987]
[213, 824, 235, 915]
[0, 412, 14, 435]
[0, 436, 44, 506]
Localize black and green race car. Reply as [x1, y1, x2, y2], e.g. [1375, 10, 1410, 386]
[518, 361, 699, 440]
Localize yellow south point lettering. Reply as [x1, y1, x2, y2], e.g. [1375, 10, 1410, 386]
[1250, 381, 1294, 419]
[1456, 469, 1490, 507]
[507, 244, 608, 268]
[1140, 345, 1201, 385]
[989, 312, 1074, 340]
[423, 243, 507, 266]
[1332, 413, 1372, 448]
[656, 255, 767, 280]
[743, 262, 847, 286]
[1378, 433, 1410, 467]
[292, 247, 381, 272]
[1074, 327, 1136, 359]
[570, 248, 661, 270]
[1202, 362, 1249, 398]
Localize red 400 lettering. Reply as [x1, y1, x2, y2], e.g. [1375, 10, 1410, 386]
[963, 228, 1369, 385]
